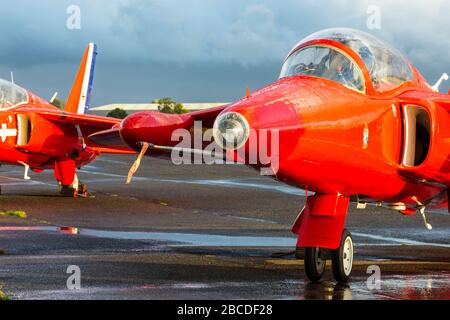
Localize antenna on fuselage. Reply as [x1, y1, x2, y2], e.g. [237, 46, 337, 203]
[432, 73, 449, 92]
[50, 92, 58, 103]
[10, 71, 16, 101]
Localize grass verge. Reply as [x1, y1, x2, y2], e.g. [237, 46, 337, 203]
[0, 290, 10, 300]
[0, 211, 27, 219]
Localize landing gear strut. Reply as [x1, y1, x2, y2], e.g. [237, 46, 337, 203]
[293, 193, 351, 283]
[303, 229, 354, 283]
[54, 160, 88, 198]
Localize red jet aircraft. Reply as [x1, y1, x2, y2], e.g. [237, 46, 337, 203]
[90, 28, 448, 282]
[0, 43, 133, 197]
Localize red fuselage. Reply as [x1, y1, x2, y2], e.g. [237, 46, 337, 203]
[119, 37, 450, 213]
[226, 75, 449, 210]
[0, 95, 97, 171]
[0, 88, 126, 188]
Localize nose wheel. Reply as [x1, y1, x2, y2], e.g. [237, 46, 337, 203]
[304, 247, 326, 282]
[303, 229, 353, 283]
[331, 229, 353, 283]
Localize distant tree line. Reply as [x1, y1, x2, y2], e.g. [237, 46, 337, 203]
[51, 97, 186, 119]
[152, 97, 187, 114]
[106, 108, 128, 119]
[106, 98, 187, 119]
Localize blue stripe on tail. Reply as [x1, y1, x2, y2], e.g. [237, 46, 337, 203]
[85, 44, 97, 112]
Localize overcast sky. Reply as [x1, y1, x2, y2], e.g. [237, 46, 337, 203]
[0, 0, 449, 106]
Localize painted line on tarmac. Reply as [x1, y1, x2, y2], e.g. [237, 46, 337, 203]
[0, 181, 41, 186]
[79, 169, 304, 195]
[265, 259, 450, 267]
[1, 225, 449, 249]
[94, 158, 131, 165]
[353, 232, 450, 249]
[0, 175, 56, 187]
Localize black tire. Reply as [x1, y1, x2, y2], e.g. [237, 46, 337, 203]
[304, 247, 326, 282]
[295, 246, 304, 259]
[59, 180, 87, 198]
[78, 184, 88, 197]
[331, 229, 353, 283]
[59, 186, 76, 197]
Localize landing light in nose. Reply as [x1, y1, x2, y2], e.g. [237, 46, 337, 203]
[213, 112, 250, 150]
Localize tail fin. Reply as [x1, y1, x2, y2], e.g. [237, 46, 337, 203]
[65, 43, 97, 114]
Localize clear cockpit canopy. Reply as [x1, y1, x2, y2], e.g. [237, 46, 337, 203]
[0, 79, 28, 109]
[280, 28, 414, 93]
[280, 45, 365, 92]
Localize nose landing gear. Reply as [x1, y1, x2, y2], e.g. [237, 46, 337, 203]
[292, 193, 351, 283]
[59, 183, 88, 198]
[58, 174, 88, 198]
[54, 159, 88, 198]
[303, 229, 354, 283]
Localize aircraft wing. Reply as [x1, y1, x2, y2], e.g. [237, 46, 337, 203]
[188, 104, 229, 127]
[87, 127, 124, 149]
[37, 109, 120, 126]
[26, 108, 135, 154]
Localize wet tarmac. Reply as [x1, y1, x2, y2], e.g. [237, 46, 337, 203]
[0, 155, 449, 300]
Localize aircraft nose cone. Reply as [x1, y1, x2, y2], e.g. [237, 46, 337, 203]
[119, 112, 148, 149]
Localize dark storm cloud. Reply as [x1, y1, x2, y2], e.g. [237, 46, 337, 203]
[0, 0, 449, 105]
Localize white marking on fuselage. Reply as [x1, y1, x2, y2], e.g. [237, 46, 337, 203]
[0, 123, 17, 142]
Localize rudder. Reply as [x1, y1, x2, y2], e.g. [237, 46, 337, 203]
[65, 43, 97, 114]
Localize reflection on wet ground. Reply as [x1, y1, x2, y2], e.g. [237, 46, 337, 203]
[1, 155, 449, 300]
[1, 225, 449, 300]
[79, 228, 297, 246]
[302, 274, 450, 300]
[3, 226, 450, 249]
[8, 273, 450, 300]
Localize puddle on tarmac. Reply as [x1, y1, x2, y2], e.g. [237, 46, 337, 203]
[0, 226, 56, 232]
[78, 229, 297, 247]
[299, 273, 450, 300]
[0, 226, 297, 247]
[2, 226, 450, 249]
[12, 274, 450, 300]
[351, 273, 450, 300]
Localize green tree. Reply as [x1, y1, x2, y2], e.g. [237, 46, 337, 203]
[51, 98, 66, 109]
[107, 108, 128, 119]
[154, 97, 187, 114]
